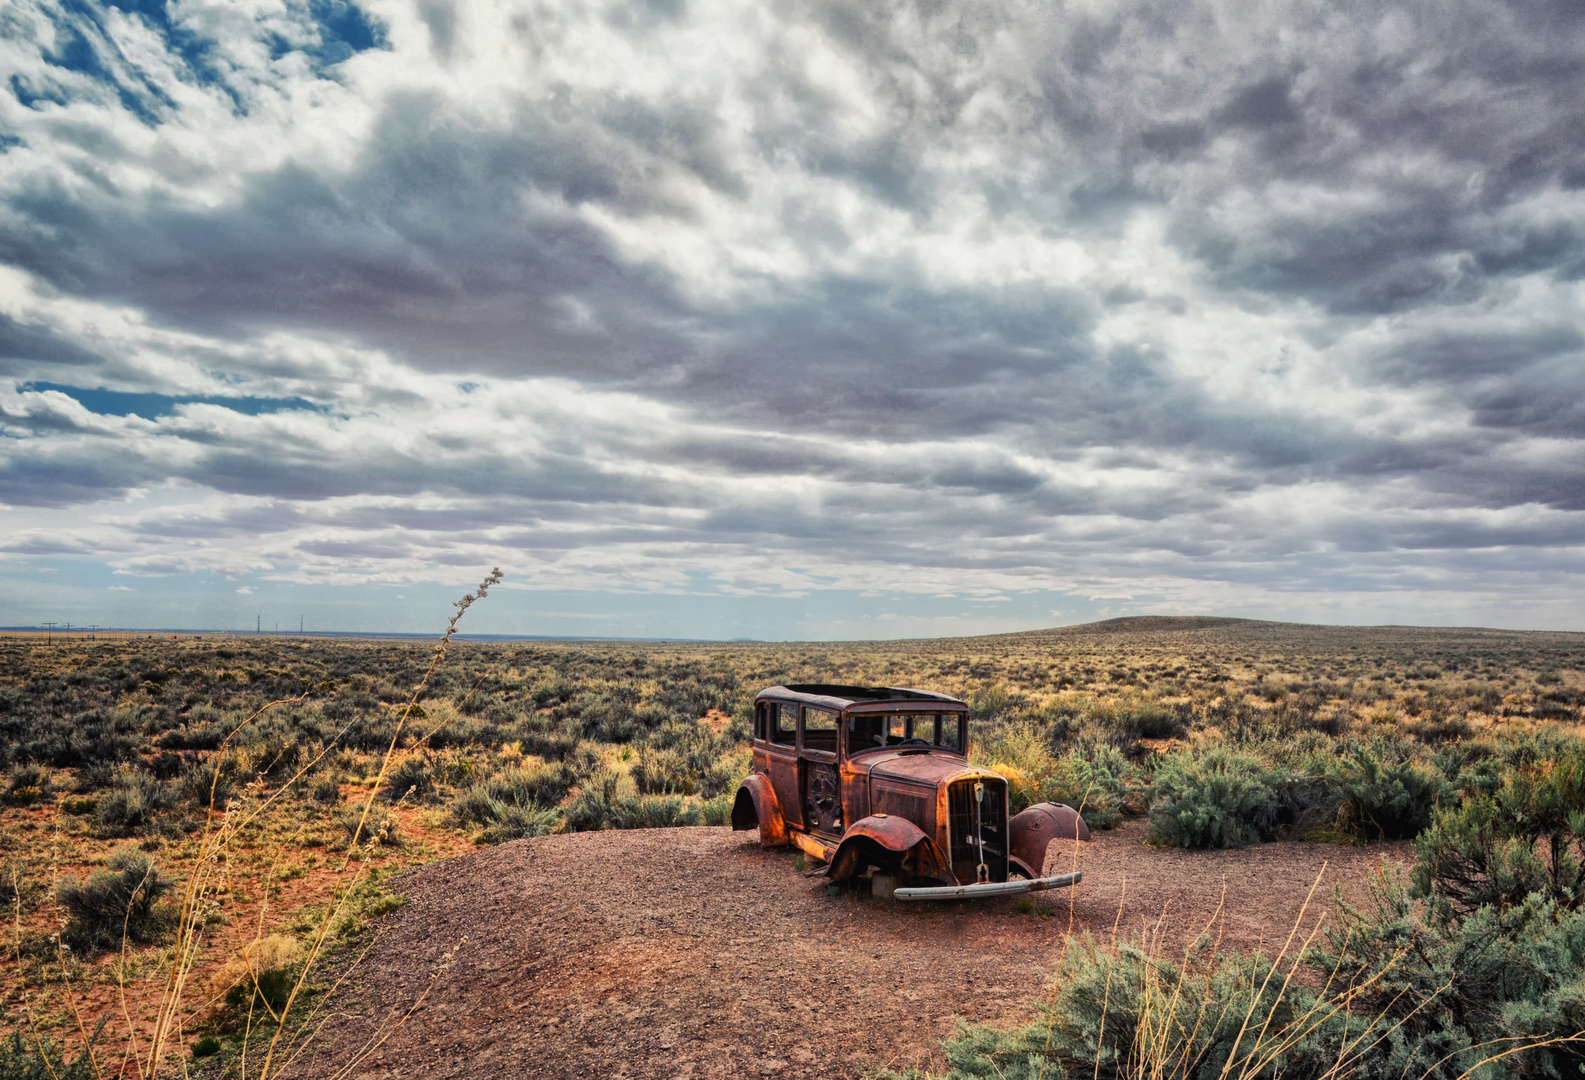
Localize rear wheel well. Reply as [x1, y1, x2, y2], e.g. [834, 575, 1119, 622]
[731, 786, 758, 831]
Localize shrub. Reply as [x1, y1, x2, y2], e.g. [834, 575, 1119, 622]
[1039, 745, 1128, 829]
[3, 764, 50, 805]
[94, 772, 171, 837]
[0, 861, 44, 911]
[0, 1029, 100, 1080]
[309, 776, 342, 805]
[699, 793, 732, 826]
[619, 794, 702, 829]
[1315, 866, 1585, 1079]
[1333, 742, 1447, 841]
[1148, 747, 1278, 849]
[58, 848, 176, 953]
[1411, 750, 1585, 919]
[174, 756, 239, 810]
[479, 802, 561, 844]
[632, 747, 696, 795]
[333, 806, 401, 848]
[449, 785, 561, 844]
[1086, 697, 1190, 746]
[215, 934, 302, 1024]
[561, 772, 703, 831]
[379, 754, 434, 804]
[899, 935, 1335, 1080]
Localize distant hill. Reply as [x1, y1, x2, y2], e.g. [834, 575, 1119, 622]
[1045, 616, 1270, 633]
[930, 616, 1585, 666]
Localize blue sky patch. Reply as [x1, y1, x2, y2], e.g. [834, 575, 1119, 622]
[267, 0, 387, 75]
[22, 382, 325, 421]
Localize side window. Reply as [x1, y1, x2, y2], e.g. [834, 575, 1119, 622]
[770, 702, 796, 745]
[846, 713, 886, 752]
[754, 702, 766, 741]
[802, 708, 838, 753]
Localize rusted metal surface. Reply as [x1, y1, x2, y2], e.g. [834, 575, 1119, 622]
[1008, 802, 1090, 878]
[826, 814, 953, 884]
[803, 760, 842, 834]
[738, 685, 1087, 900]
[730, 773, 788, 847]
[791, 830, 836, 864]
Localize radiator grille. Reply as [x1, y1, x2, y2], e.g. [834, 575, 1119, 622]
[948, 777, 1008, 884]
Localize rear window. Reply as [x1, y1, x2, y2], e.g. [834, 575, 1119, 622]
[769, 702, 795, 745]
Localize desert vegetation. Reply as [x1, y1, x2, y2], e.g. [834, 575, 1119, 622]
[2, 615, 1583, 1076]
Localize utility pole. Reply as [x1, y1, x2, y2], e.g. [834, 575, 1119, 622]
[257, 615, 261, 634]
[300, 615, 304, 635]
[42, 621, 55, 642]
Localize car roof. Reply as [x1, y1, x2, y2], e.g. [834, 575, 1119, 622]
[754, 684, 967, 711]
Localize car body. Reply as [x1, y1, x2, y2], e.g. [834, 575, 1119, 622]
[731, 684, 1089, 900]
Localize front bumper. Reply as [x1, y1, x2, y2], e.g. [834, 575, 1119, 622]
[893, 870, 1082, 901]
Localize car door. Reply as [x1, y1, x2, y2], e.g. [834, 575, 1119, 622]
[799, 706, 843, 836]
[761, 701, 803, 831]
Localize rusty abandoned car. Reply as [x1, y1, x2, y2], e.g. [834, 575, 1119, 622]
[732, 684, 1089, 900]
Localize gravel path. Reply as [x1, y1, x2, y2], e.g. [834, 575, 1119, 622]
[289, 823, 1408, 1080]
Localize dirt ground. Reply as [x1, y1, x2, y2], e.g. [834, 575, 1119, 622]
[287, 823, 1409, 1080]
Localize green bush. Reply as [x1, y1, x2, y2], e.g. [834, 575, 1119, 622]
[561, 772, 703, 831]
[632, 746, 696, 795]
[1412, 746, 1585, 919]
[1148, 747, 1279, 848]
[174, 756, 238, 810]
[1315, 866, 1585, 1079]
[333, 806, 401, 848]
[57, 848, 175, 953]
[449, 785, 561, 844]
[479, 802, 561, 844]
[379, 754, 434, 804]
[699, 793, 732, 826]
[4, 764, 51, 805]
[0, 1028, 101, 1080]
[1334, 741, 1448, 841]
[889, 936, 1337, 1080]
[93, 772, 171, 837]
[1039, 746, 1128, 829]
[447, 762, 578, 843]
[309, 775, 342, 804]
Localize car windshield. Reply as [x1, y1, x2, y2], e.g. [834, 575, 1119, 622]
[846, 712, 964, 754]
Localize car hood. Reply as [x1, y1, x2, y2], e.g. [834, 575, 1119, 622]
[863, 750, 983, 788]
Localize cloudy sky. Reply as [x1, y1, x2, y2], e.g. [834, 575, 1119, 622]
[2, 0, 1583, 639]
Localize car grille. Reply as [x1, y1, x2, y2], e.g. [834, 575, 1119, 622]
[948, 776, 1008, 884]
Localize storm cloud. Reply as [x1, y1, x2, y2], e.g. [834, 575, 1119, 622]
[2, 0, 1583, 634]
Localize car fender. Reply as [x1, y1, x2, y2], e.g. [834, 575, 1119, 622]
[731, 774, 788, 847]
[827, 814, 953, 884]
[1008, 802, 1090, 878]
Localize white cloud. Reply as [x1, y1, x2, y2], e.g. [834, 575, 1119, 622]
[0, 0, 1583, 634]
